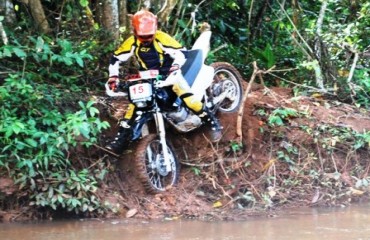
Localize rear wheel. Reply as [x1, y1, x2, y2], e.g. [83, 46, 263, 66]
[209, 62, 243, 113]
[133, 134, 180, 193]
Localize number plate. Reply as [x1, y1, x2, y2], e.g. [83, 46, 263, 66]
[140, 70, 159, 79]
[129, 83, 152, 102]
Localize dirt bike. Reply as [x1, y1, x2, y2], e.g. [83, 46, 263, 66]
[105, 30, 244, 193]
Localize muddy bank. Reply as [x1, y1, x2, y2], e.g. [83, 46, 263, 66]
[101, 85, 370, 220]
[1, 85, 370, 222]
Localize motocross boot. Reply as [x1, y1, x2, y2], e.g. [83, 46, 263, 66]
[198, 106, 222, 142]
[105, 120, 131, 154]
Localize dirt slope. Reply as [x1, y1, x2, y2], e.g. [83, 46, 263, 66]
[102, 84, 370, 220]
[1, 83, 369, 221]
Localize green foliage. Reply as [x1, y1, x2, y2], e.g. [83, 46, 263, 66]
[276, 141, 299, 166]
[1, 36, 94, 84]
[0, 75, 110, 213]
[0, 75, 109, 212]
[313, 124, 369, 154]
[191, 167, 201, 176]
[185, 0, 369, 107]
[252, 43, 276, 69]
[352, 69, 370, 108]
[28, 168, 102, 212]
[267, 108, 298, 126]
[79, 0, 89, 7]
[0, 36, 110, 214]
[354, 131, 370, 150]
[1, 0, 369, 217]
[229, 141, 243, 153]
[255, 107, 300, 128]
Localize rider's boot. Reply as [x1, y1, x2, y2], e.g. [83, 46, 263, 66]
[198, 106, 222, 142]
[106, 120, 131, 154]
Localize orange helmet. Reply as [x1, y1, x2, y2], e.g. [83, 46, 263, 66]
[132, 10, 157, 43]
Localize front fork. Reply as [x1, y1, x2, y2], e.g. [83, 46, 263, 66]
[153, 111, 172, 173]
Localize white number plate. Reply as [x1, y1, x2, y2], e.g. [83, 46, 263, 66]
[139, 70, 159, 79]
[129, 83, 152, 101]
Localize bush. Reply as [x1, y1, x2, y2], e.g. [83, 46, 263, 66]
[0, 36, 110, 215]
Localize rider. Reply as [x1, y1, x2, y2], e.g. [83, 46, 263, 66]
[106, 9, 222, 154]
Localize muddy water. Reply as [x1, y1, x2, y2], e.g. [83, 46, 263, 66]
[1, 204, 370, 240]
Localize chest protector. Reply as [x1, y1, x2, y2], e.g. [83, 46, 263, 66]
[135, 39, 173, 74]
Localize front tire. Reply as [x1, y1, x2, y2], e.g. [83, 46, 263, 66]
[209, 62, 244, 113]
[133, 134, 180, 193]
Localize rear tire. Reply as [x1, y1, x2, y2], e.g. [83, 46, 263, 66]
[133, 134, 180, 193]
[209, 62, 244, 113]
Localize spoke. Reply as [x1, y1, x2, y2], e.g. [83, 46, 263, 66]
[146, 147, 153, 164]
[143, 138, 178, 191]
[157, 175, 163, 189]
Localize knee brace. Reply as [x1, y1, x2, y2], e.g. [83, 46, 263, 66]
[180, 93, 203, 113]
[123, 103, 135, 120]
[172, 83, 203, 113]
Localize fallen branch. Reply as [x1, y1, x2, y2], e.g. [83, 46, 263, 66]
[236, 62, 259, 142]
[347, 52, 359, 99]
[236, 61, 275, 143]
[94, 143, 120, 158]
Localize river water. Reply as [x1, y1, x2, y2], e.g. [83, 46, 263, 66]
[1, 203, 370, 240]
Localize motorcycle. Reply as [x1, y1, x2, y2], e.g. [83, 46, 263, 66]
[105, 30, 244, 193]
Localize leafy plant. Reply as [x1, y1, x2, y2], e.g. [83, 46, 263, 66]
[252, 43, 276, 69]
[268, 108, 298, 126]
[353, 69, 370, 108]
[191, 167, 201, 175]
[0, 38, 110, 215]
[354, 131, 370, 150]
[229, 141, 243, 153]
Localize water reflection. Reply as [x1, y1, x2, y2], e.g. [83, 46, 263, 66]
[1, 204, 370, 240]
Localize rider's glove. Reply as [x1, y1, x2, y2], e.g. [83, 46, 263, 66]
[107, 76, 119, 91]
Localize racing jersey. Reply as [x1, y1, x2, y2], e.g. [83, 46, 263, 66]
[108, 30, 186, 76]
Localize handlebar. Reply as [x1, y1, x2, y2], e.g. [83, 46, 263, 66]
[105, 70, 165, 97]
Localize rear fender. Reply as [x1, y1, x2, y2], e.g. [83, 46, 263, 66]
[191, 31, 212, 62]
[190, 65, 214, 101]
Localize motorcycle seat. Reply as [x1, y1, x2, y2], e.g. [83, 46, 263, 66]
[181, 50, 203, 87]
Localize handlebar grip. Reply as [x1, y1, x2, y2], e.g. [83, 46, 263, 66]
[105, 81, 127, 97]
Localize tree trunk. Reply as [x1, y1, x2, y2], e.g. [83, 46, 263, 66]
[0, 20, 8, 45]
[170, 0, 184, 35]
[291, 0, 300, 39]
[27, 0, 51, 33]
[249, 0, 270, 40]
[349, 0, 358, 20]
[157, 0, 178, 27]
[119, 0, 130, 36]
[101, 0, 120, 39]
[0, 0, 16, 24]
[313, 0, 328, 91]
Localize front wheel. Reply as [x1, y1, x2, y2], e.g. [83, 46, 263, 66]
[133, 134, 180, 193]
[209, 62, 244, 113]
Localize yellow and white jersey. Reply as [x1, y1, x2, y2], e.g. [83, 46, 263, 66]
[109, 30, 186, 76]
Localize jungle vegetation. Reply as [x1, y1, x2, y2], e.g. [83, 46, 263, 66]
[0, 0, 369, 218]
